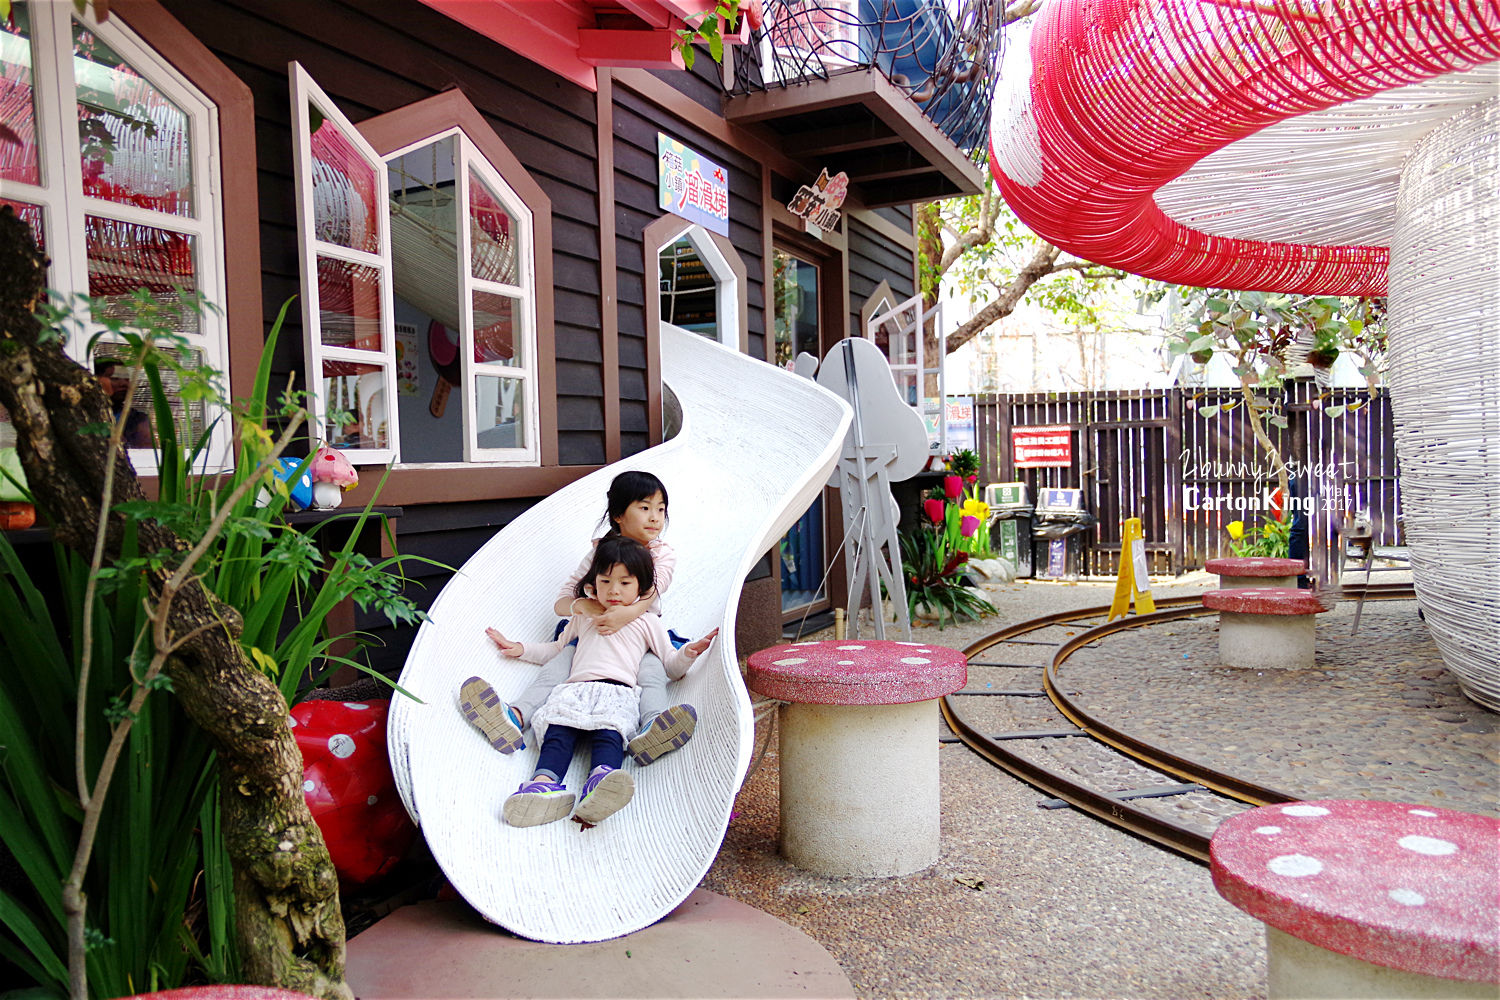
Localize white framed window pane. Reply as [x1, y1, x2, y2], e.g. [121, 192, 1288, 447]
[317, 255, 383, 351]
[310, 102, 379, 254]
[1, 3, 41, 186]
[93, 340, 209, 450]
[85, 214, 200, 332]
[472, 290, 520, 366]
[474, 373, 524, 450]
[2, 198, 44, 251]
[322, 359, 390, 451]
[72, 19, 193, 217]
[468, 168, 517, 285]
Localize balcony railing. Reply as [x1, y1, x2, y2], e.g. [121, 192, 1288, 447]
[732, 0, 1004, 158]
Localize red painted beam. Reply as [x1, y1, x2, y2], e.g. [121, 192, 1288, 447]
[577, 27, 686, 69]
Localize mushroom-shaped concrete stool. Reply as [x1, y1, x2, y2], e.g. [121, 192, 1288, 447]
[310, 443, 359, 509]
[1210, 800, 1498, 998]
[989, 1, 1500, 708]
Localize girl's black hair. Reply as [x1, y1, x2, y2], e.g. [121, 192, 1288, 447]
[602, 469, 669, 536]
[577, 534, 656, 600]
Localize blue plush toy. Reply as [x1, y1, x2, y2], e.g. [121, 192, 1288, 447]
[272, 456, 316, 510]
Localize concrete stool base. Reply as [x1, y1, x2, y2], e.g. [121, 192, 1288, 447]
[1220, 610, 1315, 669]
[1267, 927, 1494, 1000]
[779, 700, 938, 877]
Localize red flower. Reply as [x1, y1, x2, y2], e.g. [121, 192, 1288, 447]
[943, 475, 962, 500]
[965, 474, 978, 485]
[924, 498, 946, 524]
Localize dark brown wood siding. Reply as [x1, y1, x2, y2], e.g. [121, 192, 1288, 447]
[848, 214, 917, 334]
[158, 0, 613, 468]
[612, 84, 768, 455]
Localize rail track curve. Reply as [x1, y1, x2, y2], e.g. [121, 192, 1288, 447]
[941, 585, 1417, 863]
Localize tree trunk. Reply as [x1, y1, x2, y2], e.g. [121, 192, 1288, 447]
[0, 208, 351, 998]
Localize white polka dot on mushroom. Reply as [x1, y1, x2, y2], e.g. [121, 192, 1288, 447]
[1268, 854, 1324, 878]
[344, 702, 369, 710]
[772, 657, 808, 666]
[1281, 804, 1330, 817]
[1388, 888, 1425, 907]
[302, 779, 316, 792]
[900, 657, 931, 664]
[1254, 826, 1282, 835]
[837, 645, 866, 650]
[1408, 809, 1438, 817]
[838, 660, 854, 665]
[1398, 835, 1457, 856]
[366, 795, 378, 806]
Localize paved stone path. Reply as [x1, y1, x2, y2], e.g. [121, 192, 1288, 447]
[703, 574, 1497, 999]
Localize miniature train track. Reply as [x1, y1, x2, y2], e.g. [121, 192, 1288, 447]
[940, 586, 1418, 863]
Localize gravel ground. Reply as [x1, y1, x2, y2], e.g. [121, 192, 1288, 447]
[702, 572, 1498, 1000]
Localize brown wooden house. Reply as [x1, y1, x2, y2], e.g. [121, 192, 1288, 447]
[1, 0, 994, 671]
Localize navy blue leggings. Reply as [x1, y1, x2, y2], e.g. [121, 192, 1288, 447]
[534, 725, 624, 784]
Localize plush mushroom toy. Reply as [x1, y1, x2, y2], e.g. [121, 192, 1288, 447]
[310, 444, 359, 509]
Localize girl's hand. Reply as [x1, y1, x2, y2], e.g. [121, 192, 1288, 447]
[684, 628, 719, 658]
[594, 605, 633, 635]
[485, 627, 524, 658]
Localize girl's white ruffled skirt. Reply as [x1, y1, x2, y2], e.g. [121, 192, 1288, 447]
[530, 680, 640, 744]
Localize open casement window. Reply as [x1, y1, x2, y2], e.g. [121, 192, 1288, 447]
[289, 62, 399, 465]
[2, 1, 231, 472]
[865, 292, 944, 457]
[384, 129, 539, 465]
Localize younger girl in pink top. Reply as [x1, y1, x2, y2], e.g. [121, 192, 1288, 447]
[486, 535, 717, 827]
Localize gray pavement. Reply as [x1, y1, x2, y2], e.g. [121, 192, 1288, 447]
[703, 573, 1498, 999]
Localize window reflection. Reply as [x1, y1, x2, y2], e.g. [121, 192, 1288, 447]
[73, 20, 194, 216]
[323, 359, 388, 450]
[1, 3, 41, 186]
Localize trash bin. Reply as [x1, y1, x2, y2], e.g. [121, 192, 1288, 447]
[984, 482, 1034, 578]
[1031, 487, 1096, 581]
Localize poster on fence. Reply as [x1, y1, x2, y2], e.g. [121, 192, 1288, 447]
[946, 396, 975, 452]
[1013, 424, 1072, 468]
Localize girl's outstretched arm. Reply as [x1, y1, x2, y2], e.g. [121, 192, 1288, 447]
[683, 628, 719, 658]
[485, 627, 525, 657]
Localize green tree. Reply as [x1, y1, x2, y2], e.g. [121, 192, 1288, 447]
[1164, 288, 1387, 498]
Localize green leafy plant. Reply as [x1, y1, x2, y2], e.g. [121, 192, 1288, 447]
[672, 0, 742, 69]
[1225, 516, 1291, 558]
[0, 292, 433, 998]
[898, 525, 995, 628]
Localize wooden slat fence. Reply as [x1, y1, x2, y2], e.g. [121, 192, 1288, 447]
[973, 385, 1402, 582]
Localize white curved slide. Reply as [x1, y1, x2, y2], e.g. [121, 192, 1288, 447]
[387, 325, 852, 943]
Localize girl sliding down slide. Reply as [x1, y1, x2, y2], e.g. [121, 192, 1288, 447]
[484, 536, 717, 827]
[459, 471, 699, 766]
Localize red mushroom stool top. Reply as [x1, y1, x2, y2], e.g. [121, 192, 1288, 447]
[1202, 588, 1330, 616]
[1211, 800, 1500, 983]
[746, 640, 967, 706]
[1205, 557, 1306, 578]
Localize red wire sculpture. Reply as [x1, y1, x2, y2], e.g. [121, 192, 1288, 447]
[989, 0, 1500, 295]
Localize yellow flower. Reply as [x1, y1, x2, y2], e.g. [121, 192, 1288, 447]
[1226, 520, 1245, 540]
[960, 498, 990, 523]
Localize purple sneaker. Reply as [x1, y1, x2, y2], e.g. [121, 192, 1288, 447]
[627, 704, 698, 766]
[572, 764, 635, 825]
[459, 676, 525, 754]
[503, 779, 574, 827]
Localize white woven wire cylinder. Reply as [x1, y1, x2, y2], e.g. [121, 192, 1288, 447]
[1386, 95, 1500, 712]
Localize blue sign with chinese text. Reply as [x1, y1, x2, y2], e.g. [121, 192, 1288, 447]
[657, 133, 729, 238]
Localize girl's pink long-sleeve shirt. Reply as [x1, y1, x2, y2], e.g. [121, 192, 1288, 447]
[516, 613, 695, 686]
[555, 537, 676, 615]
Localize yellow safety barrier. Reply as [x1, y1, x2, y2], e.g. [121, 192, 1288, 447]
[1108, 516, 1156, 620]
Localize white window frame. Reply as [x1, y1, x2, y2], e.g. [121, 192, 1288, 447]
[289, 61, 399, 466]
[656, 221, 739, 349]
[452, 134, 539, 465]
[5, 2, 231, 474]
[866, 292, 945, 457]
